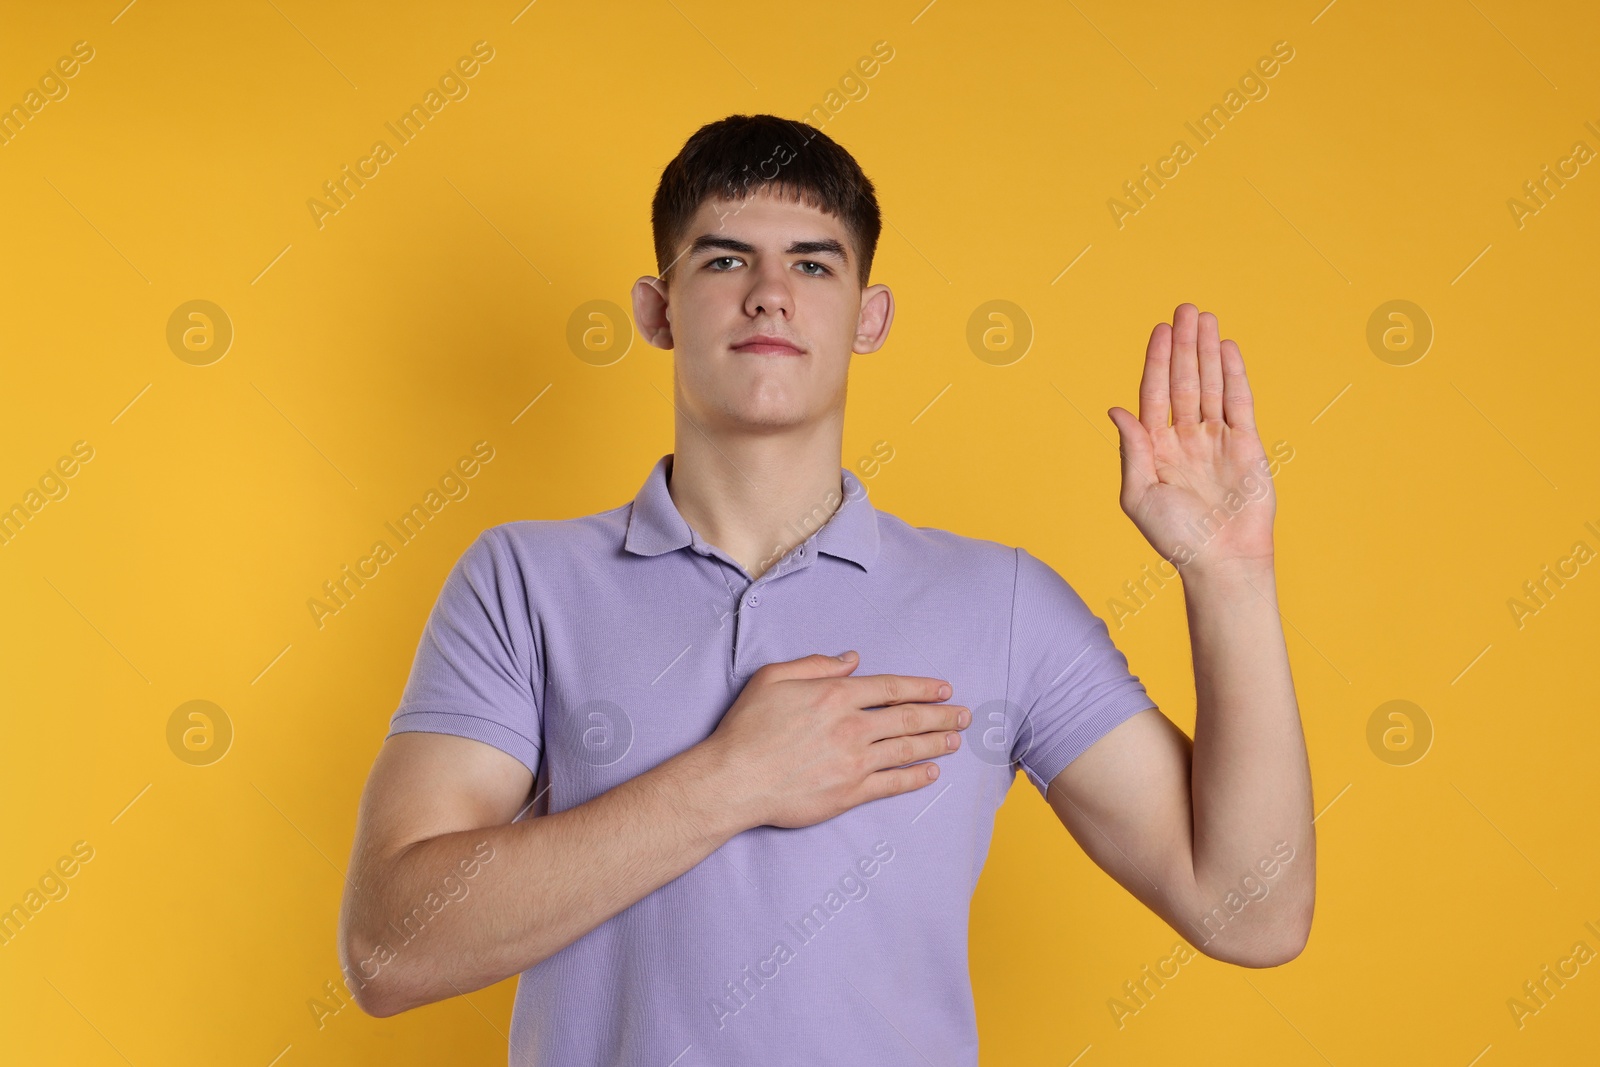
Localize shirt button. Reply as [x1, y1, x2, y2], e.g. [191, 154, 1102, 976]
[748, 594, 759, 607]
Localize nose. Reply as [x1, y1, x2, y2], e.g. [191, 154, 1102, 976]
[743, 257, 793, 320]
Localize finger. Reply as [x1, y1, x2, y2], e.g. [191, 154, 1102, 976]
[1108, 405, 1159, 495]
[1138, 321, 1171, 434]
[851, 673, 952, 710]
[1220, 338, 1256, 432]
[862, 701, 969, 743]
[1169, 303, 1201, 426]
[866, 727, 963, 771]
[862, 761, 943, 801]
[763, 651, 860, 681]
[1197, 310, 1224, 422]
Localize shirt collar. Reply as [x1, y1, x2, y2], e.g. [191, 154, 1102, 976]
[623, 452, 880, 573]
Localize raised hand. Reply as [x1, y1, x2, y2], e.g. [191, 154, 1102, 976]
[1105, 303, 1277, 577]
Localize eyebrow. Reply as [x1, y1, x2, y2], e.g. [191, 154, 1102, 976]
[686, 234, 850, 264]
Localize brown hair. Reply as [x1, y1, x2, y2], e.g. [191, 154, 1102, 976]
[651, 113, 882, 289]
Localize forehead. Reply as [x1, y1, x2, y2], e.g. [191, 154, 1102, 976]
[684, 187, 849, 242]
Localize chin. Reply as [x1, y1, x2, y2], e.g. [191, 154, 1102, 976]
[711, 396, 814, 431]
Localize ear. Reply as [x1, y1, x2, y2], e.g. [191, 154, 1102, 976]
[632, 275, 674, 350]
[852, 283, 894, 355]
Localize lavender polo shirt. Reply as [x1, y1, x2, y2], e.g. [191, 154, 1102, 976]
[387, 452, 1158, 1066]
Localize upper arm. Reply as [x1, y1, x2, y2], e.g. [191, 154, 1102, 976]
[1043, 707, 1204, 943]
[345, 525, 544, 899]
[1005, 546, 1203, 941]
[349, 732, 535, 877]
[339, 731, 533, 1013]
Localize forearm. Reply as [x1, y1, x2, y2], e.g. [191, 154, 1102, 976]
[342, 739, 751, 1015]
[1181, 559, 1314, 961]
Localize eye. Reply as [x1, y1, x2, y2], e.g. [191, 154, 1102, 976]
[796, 261, 831, 276]
[707, 256, 742, 271]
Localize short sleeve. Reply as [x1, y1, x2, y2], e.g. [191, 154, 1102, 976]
[387, 527, 543, 776]
[1008, 546, 1158, 797]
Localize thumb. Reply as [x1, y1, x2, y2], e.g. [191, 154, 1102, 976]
[1107, 406, 1156, 492]
[773, 650, 860, 681]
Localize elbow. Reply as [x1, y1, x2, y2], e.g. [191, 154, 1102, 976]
[1200, 909, 1313, 968]
[348, 985, 396, 1020]
[338, 943, 412, 1018]
[1228, 930, 1308, 968]
[338, 911, 418, 1019]
[1197, 934, 1304, 969]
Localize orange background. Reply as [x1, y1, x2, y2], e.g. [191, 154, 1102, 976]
[2, 0, 1597, 1063]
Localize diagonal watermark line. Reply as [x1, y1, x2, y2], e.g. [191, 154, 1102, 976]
[909, 383, 951, 425]
[1450, 643, 1492, 685]
[1449, 381, 1556, 489]
[265, 0, 358, 88]
[910, 782, 952, 824]
[111, 383, 153, 424]
[252, 780, 361, 891]
[1309, 383, 1351, 424]
[883, 217, 951, 284]
[1240, 570, 1351, 684]
[1243, 176, 1350, 284]
[443, 175, 552, 283]
[1464, 0, 1558, 89]
[662, 0, 757, 88]
[647, 379, 759, 489]
[44, 177, 151, 284]
[1049, 381, 1119, 449]
[1050, 243, 1093, 284]
[111, 783, 152, 824]
[513, 779, 553, 823]
[844, 976, 941, 1067]
[1312, 782, 1350, 823]
[1450, 243, 1492, 285]
[1035, 767, 1164, 895]
[840, 573, 943, 679]
[512, 383, 553, 424]
[652, 644, 694, 684]
[1066, 1, 1157, 88]
[43, 978, 135, 1065]
[1450, 780, 1557, 889]
[251, 381, 360, 489]
[42, 575, 150, 683]
[252, 644, 293, 685]
[252, 244, 292, 284]
[1243, 976, 1336, 1064]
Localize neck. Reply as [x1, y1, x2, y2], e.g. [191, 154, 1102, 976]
[667, 426, 846, 581]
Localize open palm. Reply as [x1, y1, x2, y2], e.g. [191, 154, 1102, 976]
[1106, 303, 1277, 576]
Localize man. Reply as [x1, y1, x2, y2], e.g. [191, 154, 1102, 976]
[338, 113, 1313, 1065]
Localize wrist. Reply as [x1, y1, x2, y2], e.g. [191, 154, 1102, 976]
[675, 736, 763, 838]
[1179, 554, 1277, 594]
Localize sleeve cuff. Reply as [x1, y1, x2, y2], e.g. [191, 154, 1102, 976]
[1016, 690, 1158, 799]
[387, 706, 542, 777]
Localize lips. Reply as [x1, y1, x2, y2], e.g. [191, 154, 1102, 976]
[732, 335, 804, 355]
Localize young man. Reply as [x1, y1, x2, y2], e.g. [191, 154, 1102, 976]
[339, 114, 1313, 1064]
